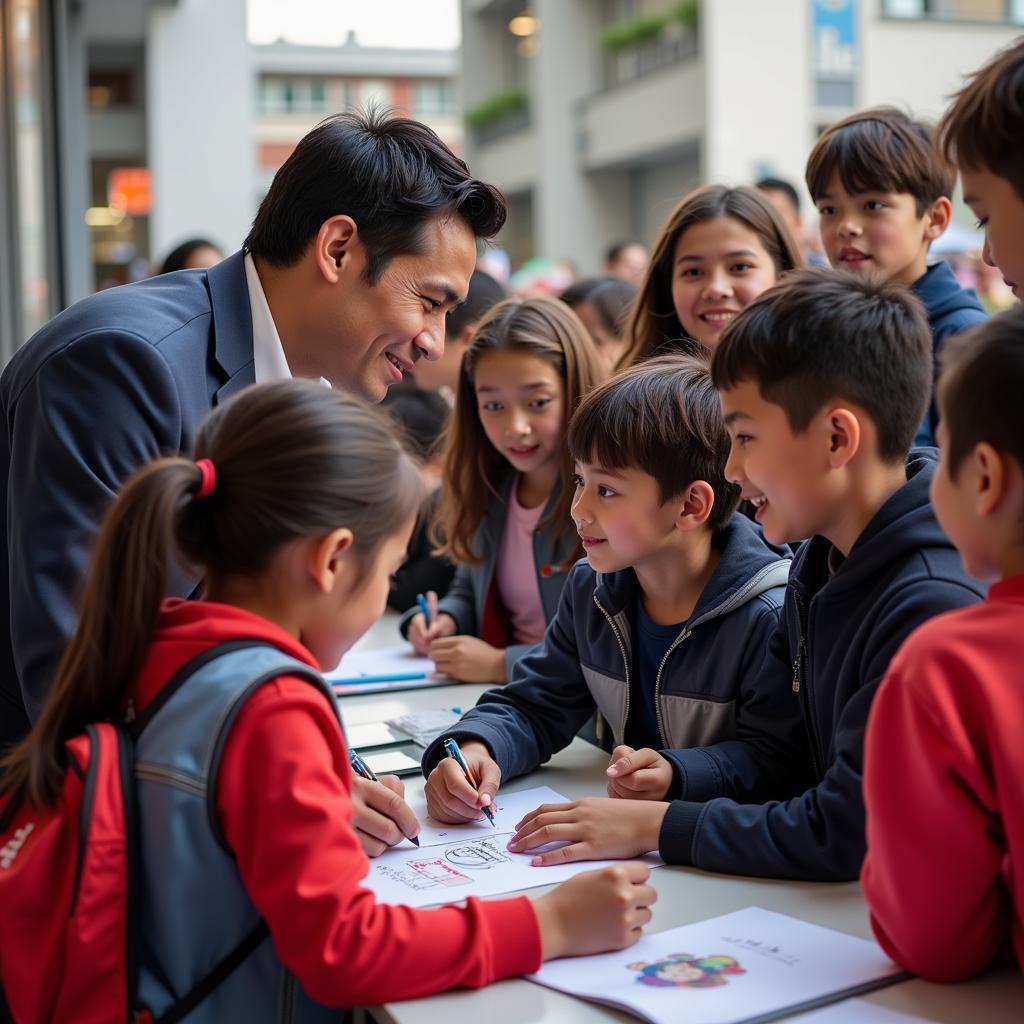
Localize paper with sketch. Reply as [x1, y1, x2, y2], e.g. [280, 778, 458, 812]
[362, 786, 661, 909]
[795, 1001, 937, 1023]
[528, 907, 905, 1024]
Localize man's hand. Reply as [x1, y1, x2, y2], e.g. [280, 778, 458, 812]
[507, 797, 668, 865]
[350, 773, 421, 857]
[424, 740, 502, 822]
[429, 636, 506, 683]
[605, 745, 675, 800]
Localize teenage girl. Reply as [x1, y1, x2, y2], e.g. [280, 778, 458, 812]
[0, 381, 654, 1018]
[404, 297, 603, 682]
[618, 184, 804, 366]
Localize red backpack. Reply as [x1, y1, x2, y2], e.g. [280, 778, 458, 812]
[0, 652, 269, 1023]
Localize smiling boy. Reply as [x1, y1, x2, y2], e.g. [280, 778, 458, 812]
[509, 270, 984, 880]
[420, 355, 790, 827]
[938, 38, 1024, 301]
[806, 107, 986, 446]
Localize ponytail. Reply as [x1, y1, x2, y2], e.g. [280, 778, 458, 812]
[0, 379, 423, 816]
[0, 458, 205, 810]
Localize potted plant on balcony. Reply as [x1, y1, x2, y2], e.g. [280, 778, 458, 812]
[466, 88, 530, 140]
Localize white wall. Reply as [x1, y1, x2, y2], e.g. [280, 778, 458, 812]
[146, 0, 255, 259]
[703, 0, 814, 195]
[860, 4, 1020, 119]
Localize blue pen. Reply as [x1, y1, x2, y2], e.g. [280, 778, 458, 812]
[333, 671, 427, 685]
[443, 737, 496, 827]
[349, 749, 420, 847]
[416, 592, 432, 627]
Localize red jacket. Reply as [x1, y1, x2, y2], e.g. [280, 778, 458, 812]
[128, 599, 542, 1007]
[862, 576, 1024, 982]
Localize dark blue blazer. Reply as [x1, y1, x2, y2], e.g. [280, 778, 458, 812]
[0, 251, 256, 744]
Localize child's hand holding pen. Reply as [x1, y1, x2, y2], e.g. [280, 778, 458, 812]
[424, 738, 502, 824]
[348, 749, 421, 852]
[407, 590, 455, 655]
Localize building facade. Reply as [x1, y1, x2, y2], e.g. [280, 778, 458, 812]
[460, 0, 1024, 274]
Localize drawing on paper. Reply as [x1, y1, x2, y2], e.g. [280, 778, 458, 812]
[626, 953, 746, 989]
[374, 858, 472, 891]
[444, 834, 513, 869]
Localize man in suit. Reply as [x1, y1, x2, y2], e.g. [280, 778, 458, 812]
[0, 110, 502, 854]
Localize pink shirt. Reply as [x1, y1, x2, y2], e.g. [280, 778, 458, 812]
[494, 482, 548, 645]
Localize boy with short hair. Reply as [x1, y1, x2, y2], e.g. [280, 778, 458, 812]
[862, 307, 1024, 982]
[421, 355, 791, 826]
[508, 269, 984, 881]
[938, 38, 1024, 301]
[806, 106, 986, 445]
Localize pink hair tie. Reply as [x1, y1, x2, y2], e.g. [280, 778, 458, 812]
[194, 458, 217, 500]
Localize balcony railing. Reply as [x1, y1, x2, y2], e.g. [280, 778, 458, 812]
[603, 32, 698, 91]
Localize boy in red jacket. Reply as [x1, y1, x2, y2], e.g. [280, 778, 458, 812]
[862, 307, 1024, 981]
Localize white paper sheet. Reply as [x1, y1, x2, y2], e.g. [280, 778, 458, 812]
[528, 907, 905, 1024]
[794, 1001, 937, 1023]
[362, 786, 662, 908]
[328, 645, 437, 681]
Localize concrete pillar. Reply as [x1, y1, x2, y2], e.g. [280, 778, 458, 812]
[146, 0, 255, 257]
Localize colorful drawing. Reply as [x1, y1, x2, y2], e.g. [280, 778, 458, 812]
[626, 953, 746, 989]
[375, 859, 472, 891]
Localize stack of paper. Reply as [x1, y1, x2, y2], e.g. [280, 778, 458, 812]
[386, 708, 464, 745]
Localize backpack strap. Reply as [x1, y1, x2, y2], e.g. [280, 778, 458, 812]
[128, 640, 341, 1022]
[151, 919, 270, 1024]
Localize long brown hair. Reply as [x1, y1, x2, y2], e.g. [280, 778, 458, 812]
[432, 296, 603, 565]
[618, 184, 804, 368]
[0, 380, 422, 814]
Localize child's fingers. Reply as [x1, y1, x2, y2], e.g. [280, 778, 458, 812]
[426, 590, 439, 622]
[514, 800, 576, 833]
[606, 747, 657, 779]
[475, 756, 501, 806]
[359, 777, 420, 845]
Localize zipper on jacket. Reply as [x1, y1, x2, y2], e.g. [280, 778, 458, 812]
[652, 629, 693, 748]
[790, 590, 821, 779]
[594, 595, 631, 743]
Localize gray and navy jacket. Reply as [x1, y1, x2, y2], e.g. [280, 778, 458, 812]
[399, 474, 578, 678]
[421, 513, 790, 781]
[659, 450, 986, 882]
[912, 260, 986, 447]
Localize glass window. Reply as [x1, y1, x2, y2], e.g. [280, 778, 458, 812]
[413, 80, 455, 118]
[257, 76, 328, 115]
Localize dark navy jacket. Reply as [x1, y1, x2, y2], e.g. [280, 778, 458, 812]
[659, 451, 985, 881]
[912, 261, 986, 446]
[0, 252, 256, 744]
[421, 514, 790, 780]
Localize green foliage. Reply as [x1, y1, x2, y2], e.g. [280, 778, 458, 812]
[599, 1, 699, 53]
[465, 88, 529, 131]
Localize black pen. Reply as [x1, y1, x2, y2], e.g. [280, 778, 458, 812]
[348, 748, 420, 846]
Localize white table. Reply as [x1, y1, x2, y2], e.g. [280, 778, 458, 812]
[334, 665, 1024, 1024]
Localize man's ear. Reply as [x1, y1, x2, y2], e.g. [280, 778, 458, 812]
[314, 216, 360, 284]
[674, 480, 716, 532]
[923, 196, 952, 243]
[822, 407, 860, 469]
[310, 527, 355, 592]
